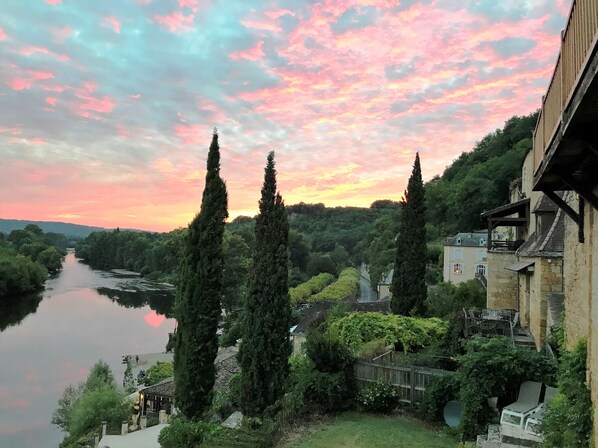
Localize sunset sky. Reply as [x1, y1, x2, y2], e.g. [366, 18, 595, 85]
[0, 0, 570, 232]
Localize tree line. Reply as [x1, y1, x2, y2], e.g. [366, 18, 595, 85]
[0, 224, 67, 298]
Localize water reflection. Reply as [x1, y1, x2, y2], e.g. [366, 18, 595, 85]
[0, 252, 176, 448]
[0, 293, 43, 332]
[96, 286, 174, 318]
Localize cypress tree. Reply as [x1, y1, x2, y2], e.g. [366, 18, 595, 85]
[391, 152, 427, 315]
[239, 151, 292, 416]
[174, 128, 228, 419]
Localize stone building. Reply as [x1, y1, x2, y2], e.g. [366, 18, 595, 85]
[443, 231, 488, 284]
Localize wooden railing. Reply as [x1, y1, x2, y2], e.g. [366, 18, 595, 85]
[533, 0, 598, 172]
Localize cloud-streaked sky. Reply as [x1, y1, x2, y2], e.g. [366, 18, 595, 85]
[0, 0, 569, 232]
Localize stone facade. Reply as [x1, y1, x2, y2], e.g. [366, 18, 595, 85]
[486, 251, 518, 310]
[443, 232, 488, 284]
[518, 257, 563, 350]
[559, 189, 598, 444]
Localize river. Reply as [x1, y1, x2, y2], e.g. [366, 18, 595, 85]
[0, 251, 176, 448]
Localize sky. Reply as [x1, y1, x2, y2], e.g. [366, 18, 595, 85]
[0, 0, 570, 232]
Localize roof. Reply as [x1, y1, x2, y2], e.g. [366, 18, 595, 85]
[444, 231, 487, 247]
[532, 193, 560, 214]
[379, 269, 393, 285]
[505, 261, 535, 272]
[481, 197, 530, 219]
[141, 377, 175, 397]
[517, 208, 565, 257]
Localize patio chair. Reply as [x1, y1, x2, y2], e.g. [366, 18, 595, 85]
[500, 381, 543, 428]
[524, 386, 558, 435]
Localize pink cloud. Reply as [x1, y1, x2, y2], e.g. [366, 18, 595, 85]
[154, 11, 194, 33]
[102, 16, 121, 34]
[175, 123, 210, 145]
[20, 46, 69, 61]
[45, 0, 61, 5]
[179, 0, 200, 12]
[7, 71, 54, 90]
[51, 27, 71, 43]
[0, 27, 6, 41]
[229, 40, 265, 61]
[45, 97, 58, 106]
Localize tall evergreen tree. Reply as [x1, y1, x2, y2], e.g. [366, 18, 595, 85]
[174, 129, 228, 419]
[239, 151, 291, 416]
[391, 152, 427, 315]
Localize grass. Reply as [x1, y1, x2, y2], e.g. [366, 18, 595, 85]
[279, 412, 458, 448]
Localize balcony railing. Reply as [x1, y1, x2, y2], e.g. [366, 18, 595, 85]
[533, 0, 598, 172]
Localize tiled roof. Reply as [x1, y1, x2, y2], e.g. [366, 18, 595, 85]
[445, 231, 487, 247]
[141, 377, 175, 397]
[518, 208, 565, 257]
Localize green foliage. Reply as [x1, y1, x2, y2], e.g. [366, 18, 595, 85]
[425, 280, 486, 318]
[357, 380, 399, 414]
[418, 375, 459, 422]
[240, 152, 292, 416]
[37, 246, 64, 273]
[53, 360, 127, 446]
[425, 113, 537, 234]
[328, 312, 447, 353]
[356, 339, 390, 360]
[304, 329, 355, 373]
[174, 131, 229, 420]
[202, 425, 276, 448]
[123, 361, 135, 393]
[305, 253, 336, 277]
[143, 361, 173, 386]
[289, 272, 335, 305]
[311, 267, 359, 303]
[541, 339, 592, 448]
[457, 337, 556, 440]
[364, 209, 401, 288]
[228, 373, 242, 407]
[0, 251, 47, 296]
[158, 418, 222, 448]
[391, 153, 427, 316]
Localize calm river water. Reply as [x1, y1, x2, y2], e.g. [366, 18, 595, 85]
[0, 251, 176, 448]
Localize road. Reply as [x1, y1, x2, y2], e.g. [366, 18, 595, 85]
[357, 263, 375, 302]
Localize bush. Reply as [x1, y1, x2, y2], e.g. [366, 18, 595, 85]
[310, 268, 359, 303]
[202, 426, 276, 448]
[158, 418, 222, 448]
[304, 370, 355, 413]
[290, 273, 335, 305]
[418, 375, 459, 421]
[304, 330, 354, 373]
[328, 312, 447, 353]
[356, 339, 390, 360]
[357, 380, 399, 414]
[229, 373, 242, 407]
[541, 339, 592, 448]
[143, 361, 173, 386]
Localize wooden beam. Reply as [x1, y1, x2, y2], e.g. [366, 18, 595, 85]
[579, 197, 585, 243]
[561, 173, 598, 213]
[542, 190, 580, 224]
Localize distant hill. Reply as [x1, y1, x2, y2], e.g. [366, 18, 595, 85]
[0, 219, 109, 238]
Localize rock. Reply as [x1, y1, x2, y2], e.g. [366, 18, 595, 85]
[222, 411, 243, 429]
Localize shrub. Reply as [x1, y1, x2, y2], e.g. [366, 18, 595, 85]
[229, 373, 242, 407]
[143, 361, 173, 386]
[357, 380, 399, 414]
[304, 370, 354, 413]
[304, 329, 354, 373]
[310, 268, 359, 303]
[356, 339, 390, 360]
[202, 426, 276, 448]
[158, 418, 222, 448]
[328, 312, 447, 353]
[418, 375, 459, 421]
[289, 273, 335, 305]
[541, 339, 592, 448]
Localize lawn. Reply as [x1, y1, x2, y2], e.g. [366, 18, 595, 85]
[279, 412, 458, 448]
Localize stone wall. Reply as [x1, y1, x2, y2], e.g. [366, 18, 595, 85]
[486, 251, 518, 310]
[521, 257, 563, 350]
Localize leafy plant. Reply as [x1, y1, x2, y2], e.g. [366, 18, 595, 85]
[356, 339, 390, 360]
[289, 272, 335, 305]
[418, 375, 459, 422]
[357, 380, 399, 414]
[310, 268, 359, 303]
[143, 361, 173, 386]
[541, 339, 592, 448]
[158, 418, 222, 448]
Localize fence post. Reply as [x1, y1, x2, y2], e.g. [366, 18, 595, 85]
[410, 366, 416, 404]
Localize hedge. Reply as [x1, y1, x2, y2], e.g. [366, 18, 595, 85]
[310, 268, 359, 303]
[289, 273, 335, 305]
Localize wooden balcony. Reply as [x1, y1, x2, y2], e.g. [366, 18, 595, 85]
[533, 0, 598, 197]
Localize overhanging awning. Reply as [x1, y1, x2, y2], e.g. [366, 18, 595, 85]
[505, 261, 535, 272]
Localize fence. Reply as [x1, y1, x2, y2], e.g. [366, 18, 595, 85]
[354, 352, 453, 405]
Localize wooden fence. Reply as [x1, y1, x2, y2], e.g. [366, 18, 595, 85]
[354, 353, 453, 405]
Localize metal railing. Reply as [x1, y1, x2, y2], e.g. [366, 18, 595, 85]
[533, 0, 598, 172]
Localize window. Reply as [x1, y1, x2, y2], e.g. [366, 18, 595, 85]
[480, 238, 486, 246]
[477, 249, 486, 261]
[454, 248, 463, 260]
[475, 264, 486, 276]
[453, 263, 462, 274]
[456, 238, 462, 245]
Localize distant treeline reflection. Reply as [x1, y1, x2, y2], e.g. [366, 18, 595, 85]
[96, 286, 174, 318]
